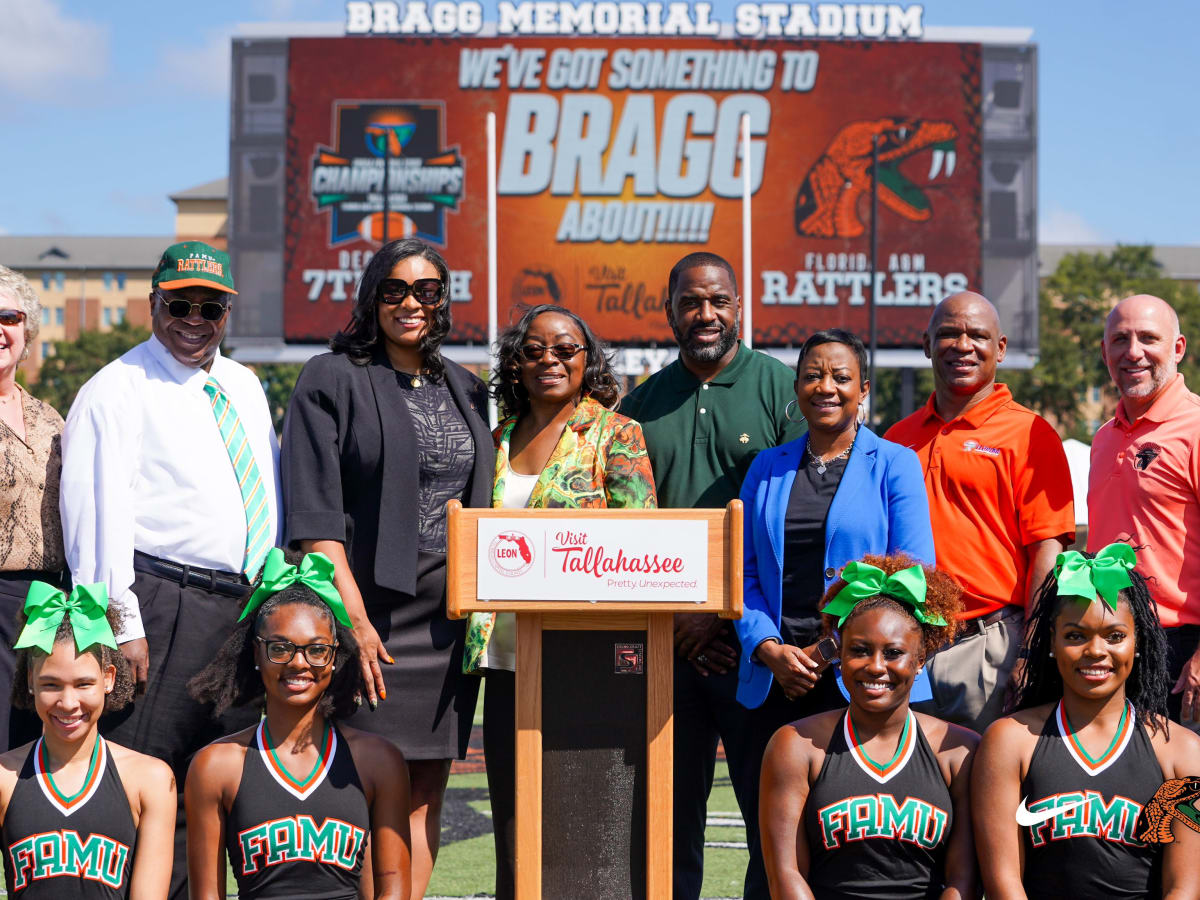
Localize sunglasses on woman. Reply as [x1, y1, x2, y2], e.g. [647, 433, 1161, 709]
[154, 292, 230, 321]
[0, 309, 26, 326]
[377, 278, 445, 306]
[255, 637, 337, 667]
[520, 342, 586, 362]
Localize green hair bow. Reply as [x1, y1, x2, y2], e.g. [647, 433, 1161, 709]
[1054, 543, 1137, 612]
[239, 548, 353, 628]
[820, 561, 947, 628]
[15, 582, 118, 655]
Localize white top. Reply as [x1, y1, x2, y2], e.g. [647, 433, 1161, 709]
[60, 336, 281, 642]
[481, 467, 540, 672]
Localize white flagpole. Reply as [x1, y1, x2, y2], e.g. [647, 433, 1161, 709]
[741, 113, 753, 350]
[487, 111, 499, 427]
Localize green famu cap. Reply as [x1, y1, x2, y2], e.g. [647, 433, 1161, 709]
[152, 241, 237, 294]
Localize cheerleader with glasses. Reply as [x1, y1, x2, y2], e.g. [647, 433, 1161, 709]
[758, 553, 978, 900]
[972, 544, 1200, 899]
[0, 582, 176, 898]
[185, 549, 411, 900]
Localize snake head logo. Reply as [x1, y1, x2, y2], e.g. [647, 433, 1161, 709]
[1136, 776, 1200, 844]
[795, 117, 959, 239]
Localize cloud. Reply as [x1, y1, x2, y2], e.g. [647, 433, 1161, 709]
[1040, 206, 1109, 244]
[158, 26, 237, 98]
[0, 0, 109, 99]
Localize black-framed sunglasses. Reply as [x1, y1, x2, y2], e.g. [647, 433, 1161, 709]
[255, 637, 338, 667]
[377, 278, 445, 306]
[520, 342, 586, 362]
[0, 309, 27, 326]
[154, 291, 230, 322]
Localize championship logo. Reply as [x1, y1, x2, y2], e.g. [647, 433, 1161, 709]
[488, 531, 535, 578]
[310, 101, 464, 246]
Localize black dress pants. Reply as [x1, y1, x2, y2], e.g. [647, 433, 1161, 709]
[100, 569, 257, 900]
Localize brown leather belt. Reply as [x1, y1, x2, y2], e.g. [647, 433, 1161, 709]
[959, 604, 1022, 637]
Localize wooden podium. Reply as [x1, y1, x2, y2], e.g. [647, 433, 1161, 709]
[446, 501, 743, 898]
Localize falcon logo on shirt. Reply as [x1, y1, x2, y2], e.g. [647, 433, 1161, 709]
[1134, 445, 1161, 471]
[8, 830, 130, 891]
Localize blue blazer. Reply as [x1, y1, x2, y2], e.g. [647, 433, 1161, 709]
[734, 427, 935, 709]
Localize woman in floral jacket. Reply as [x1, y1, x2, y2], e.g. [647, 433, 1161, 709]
[466, 303, 656, 899]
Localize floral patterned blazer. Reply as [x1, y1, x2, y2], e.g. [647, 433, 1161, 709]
[464, 397, 657, 671]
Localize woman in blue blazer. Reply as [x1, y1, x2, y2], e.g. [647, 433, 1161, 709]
[730, 329, 934, 897]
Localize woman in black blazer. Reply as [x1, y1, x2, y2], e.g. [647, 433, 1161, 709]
[281, 238, 494, 898]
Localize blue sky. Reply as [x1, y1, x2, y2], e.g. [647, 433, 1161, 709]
[1, 0, 1196, 244]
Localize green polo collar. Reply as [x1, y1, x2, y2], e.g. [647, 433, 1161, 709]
[665, 342, 756, 392]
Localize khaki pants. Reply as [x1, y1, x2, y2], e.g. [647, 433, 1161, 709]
[911, 606, 1024, 733]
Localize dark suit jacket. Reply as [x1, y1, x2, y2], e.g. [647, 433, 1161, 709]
[281, 349, 494, 597]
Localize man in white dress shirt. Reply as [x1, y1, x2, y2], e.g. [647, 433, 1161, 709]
[60, 241, 280, 899]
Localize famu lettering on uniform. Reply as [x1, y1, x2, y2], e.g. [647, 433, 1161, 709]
[8, 830, 130, 891]
[176, 258, 225, 276]
[1025, 791, 1143, 847]
[818, 794, 948, 850]
[238, 814, 367, 875]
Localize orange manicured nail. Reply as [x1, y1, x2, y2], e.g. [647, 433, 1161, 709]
[380, 688, 387, 700]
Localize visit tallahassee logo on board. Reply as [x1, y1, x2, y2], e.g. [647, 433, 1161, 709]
[309, 101, 464, 246]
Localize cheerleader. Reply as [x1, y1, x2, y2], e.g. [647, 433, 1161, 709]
[185, 549, 411, 899]
[759, 554, 978, 899]
[0, 582, 176, 897]
[972, 544, 1200, 898]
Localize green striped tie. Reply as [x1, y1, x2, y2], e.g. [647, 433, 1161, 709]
[203, 378, 273, 578]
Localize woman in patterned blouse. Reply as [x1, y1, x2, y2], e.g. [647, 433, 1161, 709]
[466, 303, 657, 900]
[0, 265, 67, 751]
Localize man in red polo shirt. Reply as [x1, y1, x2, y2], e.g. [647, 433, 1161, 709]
[1089, 293, 1200, 725]
[886, 291, 1075, 730]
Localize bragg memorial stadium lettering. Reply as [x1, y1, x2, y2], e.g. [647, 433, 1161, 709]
[818, 794, 948, 850]
[238, 815, 367, 874]
[8, 831, 130, 891]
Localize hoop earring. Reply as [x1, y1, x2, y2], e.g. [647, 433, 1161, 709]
[855, 405, 866, 426]
[785, 399, 803, 423]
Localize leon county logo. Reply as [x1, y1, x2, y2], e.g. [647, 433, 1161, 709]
[488, 532, 535, 578]
[310, 101, 463, 246]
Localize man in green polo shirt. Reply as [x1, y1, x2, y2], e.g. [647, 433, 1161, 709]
[619, 251, 802, 900]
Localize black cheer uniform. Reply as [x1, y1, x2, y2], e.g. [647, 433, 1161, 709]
[1020, 701, 1163, 899]
[226, 722, 369, 900]
[804, 711, 953, 899]
[3, 738, 136, 898]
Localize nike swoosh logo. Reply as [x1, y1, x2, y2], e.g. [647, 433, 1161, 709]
[1015, 797, 1087, 827]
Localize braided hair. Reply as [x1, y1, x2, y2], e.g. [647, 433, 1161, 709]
[1010, 554, 1169, 734]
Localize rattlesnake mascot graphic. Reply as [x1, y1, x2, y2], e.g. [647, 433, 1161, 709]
[1136, 776, 1200, 844]
[795, 117, 958, 239]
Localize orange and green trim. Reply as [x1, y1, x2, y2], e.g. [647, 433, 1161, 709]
[257, 721, 335, 800]
[845, 710, 916, 784]
[35, 736, 105, 815]
[1056, 700, 1134, 776]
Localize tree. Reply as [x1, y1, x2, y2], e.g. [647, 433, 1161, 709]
[250, 363, 304, 434]
[31, 321, 151, 414]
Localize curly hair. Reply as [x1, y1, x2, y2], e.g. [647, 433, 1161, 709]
[1010, 554, 1169, 734]
[491, 303, 620, 420]
[821, 553, 963, 660]
[0, 264, 41, 361]
[795, 328, 868, 387]
[12, 601, 134, 712]
[328, 238, 452, 381]
[188, 562, 364, 721]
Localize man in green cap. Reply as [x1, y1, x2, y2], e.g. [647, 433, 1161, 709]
[59, 241, 280, 898]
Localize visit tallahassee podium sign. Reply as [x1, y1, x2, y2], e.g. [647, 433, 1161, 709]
[476, 517, 708, 603]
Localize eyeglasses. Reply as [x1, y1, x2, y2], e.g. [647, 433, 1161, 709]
[377, 278, 445, 306]
[520, 342, 586, 362]
[255, 637, 337, 667]
[155, 292, 230, 321]
[0, 309, 26, 326]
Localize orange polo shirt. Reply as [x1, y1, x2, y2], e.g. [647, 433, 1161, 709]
[1088, 374, 1200, 628]
[885, 385, 1075, 619]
